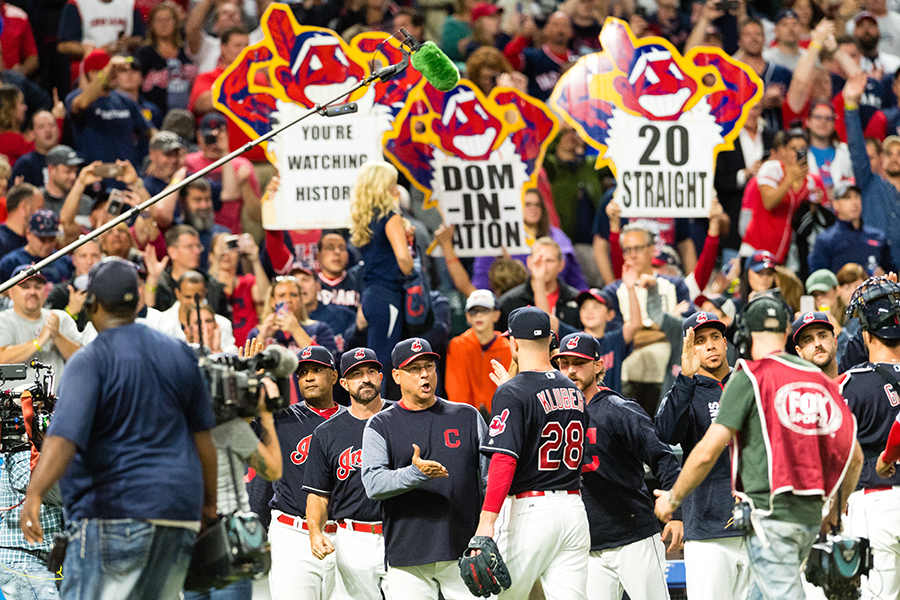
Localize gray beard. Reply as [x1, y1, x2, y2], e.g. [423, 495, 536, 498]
[186, 210, 215, 232]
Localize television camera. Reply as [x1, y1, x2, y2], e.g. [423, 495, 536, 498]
[0, 360, 56, 454]
[196, 345, 298, 424]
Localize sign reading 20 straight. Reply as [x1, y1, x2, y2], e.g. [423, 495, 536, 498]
[551, 18, 763, 217]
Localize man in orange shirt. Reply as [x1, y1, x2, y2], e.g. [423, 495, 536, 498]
[445, 290, 511, 417]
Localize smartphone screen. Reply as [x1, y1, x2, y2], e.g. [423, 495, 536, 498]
[800, 295, 815, 314]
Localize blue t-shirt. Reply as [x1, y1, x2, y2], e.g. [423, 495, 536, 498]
[48, 323, 216, 521]
[0, 225, 27, 259]
[598, 328, 627, 393]
[65, 89, 151, 166]
[360, 213, 403, 290]
[0, 248, 72, 283]
[10, 151, 47, 187]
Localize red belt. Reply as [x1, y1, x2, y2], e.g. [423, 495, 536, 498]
[514, 490, 581, 499]
[864, 486, 894, 494]
[276, 513, 338, 533]
[338, 519, 383, 534]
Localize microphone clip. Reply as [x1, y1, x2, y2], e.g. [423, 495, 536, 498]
[371, 27, 420, 84]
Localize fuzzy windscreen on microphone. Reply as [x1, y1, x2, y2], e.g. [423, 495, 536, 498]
[411, 41, 460, 92]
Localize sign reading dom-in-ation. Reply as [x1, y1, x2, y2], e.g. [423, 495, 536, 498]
[551, 18, 762, 218]
[212, 4, 422, 229]
[384, 83, 558, 257]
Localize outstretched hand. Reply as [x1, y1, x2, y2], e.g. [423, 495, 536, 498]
[411, 444, 448, 478]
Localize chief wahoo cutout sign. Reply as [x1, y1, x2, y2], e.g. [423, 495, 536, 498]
[212, 4, 423, 229]
[550, 18, 762, 218]
[383, 78, 559, 257]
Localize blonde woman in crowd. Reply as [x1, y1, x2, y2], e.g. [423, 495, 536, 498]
[349, 160, 413, 369]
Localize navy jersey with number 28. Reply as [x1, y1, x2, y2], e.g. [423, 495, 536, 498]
[482, 370, 587, 495]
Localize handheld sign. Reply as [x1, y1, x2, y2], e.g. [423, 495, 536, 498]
[212, 4, 422, 229]
[384, 80, 558, 257]
[550, 18, 762, 218]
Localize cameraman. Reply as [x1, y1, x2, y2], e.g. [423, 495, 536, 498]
[0, 431, 64, 600]
[185, 341, 284, 600]
[19, 257, 218, 600]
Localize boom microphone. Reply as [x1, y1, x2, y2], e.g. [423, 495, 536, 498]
[410, 41, 460, 92]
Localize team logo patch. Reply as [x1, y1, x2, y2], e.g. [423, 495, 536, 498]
[696, 313, 708, 324]
[410, 340, 422, 352]
[803, 312, 815, 323]
[354, 348, 366, 359]
[301, 347, 312, 359]
[774, 382, 843, 436]
[566, 336, 580, 350]
[489, 408, 510, 436]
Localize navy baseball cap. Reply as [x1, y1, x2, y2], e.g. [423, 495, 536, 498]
[392, 337, 440, 369]
[791, 311, 834, 343]
[576, 288, 616, 309]
[29, 210, 59, 237]
[297, 345, 336, 370]
[682, 311, 727, 336]
[199, 112, 227, 134]
[553, 333, 601, 364]
[775, 8, 799, 22]
[341, 347, 382, 377]
[745, 250, 777, 273]
[87, 257, 138, 304]
[10, 264, 47, 284]
[508, 306, 551, 340]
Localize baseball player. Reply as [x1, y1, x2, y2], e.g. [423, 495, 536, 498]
[792, 311, 839, 380]
[839, 278, 900, 600]
[555, 332, 683, 600]
[303, 347, 392, 600]
[361, 337, 488, 600]
[268, 345, 346, 600]
[655, 311, 750, 600]
[473, 306, 590, 599]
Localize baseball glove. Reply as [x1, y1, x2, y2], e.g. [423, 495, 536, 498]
[458, 536, 512, 597]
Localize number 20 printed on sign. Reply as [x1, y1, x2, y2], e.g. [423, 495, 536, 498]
[550, 17, 763, 219]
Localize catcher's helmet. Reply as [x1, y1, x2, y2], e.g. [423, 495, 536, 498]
[846, 276, 900, 339]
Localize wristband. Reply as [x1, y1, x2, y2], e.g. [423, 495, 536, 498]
[845, 100, 859, 111]
[146, 285, 157, 293]
[97, 71, 108, 85]
[809, 40, 822, 51]
[33, 339, 42, 352]
[446, 256, 460, 266]
[668, 490, 682, 509]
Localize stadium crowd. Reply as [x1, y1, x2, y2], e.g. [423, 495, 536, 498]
[3, 0, 900, 597]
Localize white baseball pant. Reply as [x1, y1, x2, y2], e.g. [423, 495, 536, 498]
[334, 520, 387, 600]
[587, 533, 670, 600]
[495, 491, 590, 600]
[683, 536, 750, 600]
[846, 488, 900, 600]
[268, 510, 337, 600]
[385, 560, 472, 600]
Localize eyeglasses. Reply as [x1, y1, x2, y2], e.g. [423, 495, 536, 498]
[320, 245, 346, 253]
[400, 363, 436, 375]
[179, 242, 203, 251]
[809, 114, 834, 122]
[622, 244, 651, 255]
